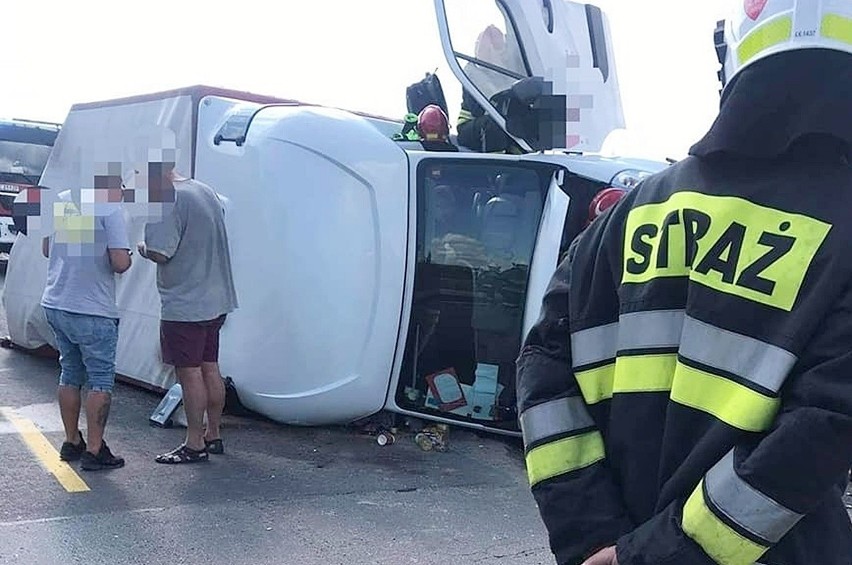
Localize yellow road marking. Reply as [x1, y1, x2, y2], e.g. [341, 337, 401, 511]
[0, 407, 90, 493]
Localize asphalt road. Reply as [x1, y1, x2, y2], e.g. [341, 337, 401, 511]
[0, 270, 849, 565]
[0, 270, 551, 565]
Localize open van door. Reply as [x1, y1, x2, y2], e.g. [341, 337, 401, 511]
[434, 0, 626, 153]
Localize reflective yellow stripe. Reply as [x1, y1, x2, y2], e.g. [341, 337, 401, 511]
[822, 14, 852, 45]
[671, 362, 780, 432]
[525, 430, 605, 486]
[457, 110, 473, 125]
[614, 354, 677, 394]
[737, 16, 793, 66]
[682, 480, 769, 565]
[576, 363, 614, 404]
[577, 354, 678, 404]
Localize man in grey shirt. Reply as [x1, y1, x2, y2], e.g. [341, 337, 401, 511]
[41, 170, 132, 471]
[138, 159, 238, 464]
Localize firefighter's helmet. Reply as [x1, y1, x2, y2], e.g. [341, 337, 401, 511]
[715, 0, 852, 94]
[417, 105, 450, 142]
[586, 187, 627, 227]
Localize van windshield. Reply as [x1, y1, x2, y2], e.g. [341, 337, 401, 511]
[0, 140, 52, 186]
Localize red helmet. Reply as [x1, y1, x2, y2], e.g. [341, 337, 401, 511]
[417, 105, 450, 142]
[586, 187, 627, 227]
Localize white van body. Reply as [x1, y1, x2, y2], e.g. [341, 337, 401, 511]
[4, 1, 670, 435]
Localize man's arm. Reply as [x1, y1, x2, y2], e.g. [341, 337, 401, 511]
[516, 218, 634, 565]
[137, 242, 169, 264]
[104, 208, 132, 274]
[142, 198, 183, 265]
[614, 287, 852, 565]
[108, 248, 131, 273]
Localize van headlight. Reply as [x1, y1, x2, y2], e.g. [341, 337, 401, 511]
[611, 169, 653, 190]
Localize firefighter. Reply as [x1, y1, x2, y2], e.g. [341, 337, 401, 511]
[416, 105, 459, 152]
[515, 1, 852, 564]
[456, 25, 524, 154]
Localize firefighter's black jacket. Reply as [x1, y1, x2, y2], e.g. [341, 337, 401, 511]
[456, 89, 521, 154]
[516, 137, 852, 564]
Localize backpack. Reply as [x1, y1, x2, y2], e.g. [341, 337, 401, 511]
[406, 73, 449, 116]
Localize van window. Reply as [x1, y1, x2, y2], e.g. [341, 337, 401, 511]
[442, 0, 531, 101]
[396, 159, 549, 431]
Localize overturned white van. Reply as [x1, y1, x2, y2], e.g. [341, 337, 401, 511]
[3, 0, 669, 436]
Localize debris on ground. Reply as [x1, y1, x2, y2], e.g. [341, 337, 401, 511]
[415, 423, 450, 452]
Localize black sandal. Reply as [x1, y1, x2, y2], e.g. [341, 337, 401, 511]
[155, 444, 209, 464]
[205, 438, 224, 455]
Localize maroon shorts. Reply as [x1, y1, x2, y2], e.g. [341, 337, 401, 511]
[160, 315, 227, 368]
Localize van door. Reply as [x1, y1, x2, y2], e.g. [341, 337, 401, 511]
[433, 0, 625, 152]
[387, 152, 567, 434]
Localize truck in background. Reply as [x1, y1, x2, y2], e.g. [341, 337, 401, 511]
[0, 119, 61, 260]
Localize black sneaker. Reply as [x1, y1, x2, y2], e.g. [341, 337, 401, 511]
[59, 432, 87, 462]
[80, 441, 125, 471]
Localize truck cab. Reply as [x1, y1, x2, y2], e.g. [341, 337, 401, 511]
[0, 119, 60, 259]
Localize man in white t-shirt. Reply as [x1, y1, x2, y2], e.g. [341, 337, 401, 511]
[41, 168, 132, 471]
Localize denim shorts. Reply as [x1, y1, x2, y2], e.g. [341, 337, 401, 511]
[43, 307, 119, 393]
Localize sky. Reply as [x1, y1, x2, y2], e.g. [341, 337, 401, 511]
[3, 0, 727, 161]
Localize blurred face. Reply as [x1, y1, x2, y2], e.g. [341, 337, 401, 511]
[92, 174, 124, 203]
[147, 161, 176, 203]
[475, 25, 507, 66]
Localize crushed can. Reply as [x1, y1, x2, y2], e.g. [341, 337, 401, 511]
[415, 432, 434, 451]
[376, 430, 396, 446]
[415, 423, 450, 452]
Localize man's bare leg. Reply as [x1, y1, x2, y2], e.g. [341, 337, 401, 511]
[84, 392, 111, 454]
[176, 366, 207, 451]
[201, 362, 225, 442]
[58, 385, 82, 444]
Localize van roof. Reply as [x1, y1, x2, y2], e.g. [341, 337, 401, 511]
[70, 84, 398, 124]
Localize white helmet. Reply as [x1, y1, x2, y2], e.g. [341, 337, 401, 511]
[715, 0, 852, 93]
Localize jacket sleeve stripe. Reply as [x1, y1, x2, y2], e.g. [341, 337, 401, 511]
[671, 362, 780, 432]
[576, 354, 679, 405]
[682, 450, 804, 565]
[704, 450, 804, 544]
[525, 430, 605, 486]
[680, 316, 797, 393]
[613, 354, 677, 393]
[457, 110, 474, 124]
[520, 396, 595, 447]
[575, 363, 615, 404]
[682, 478, 769, 565]
[571, 322, 618, 367]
